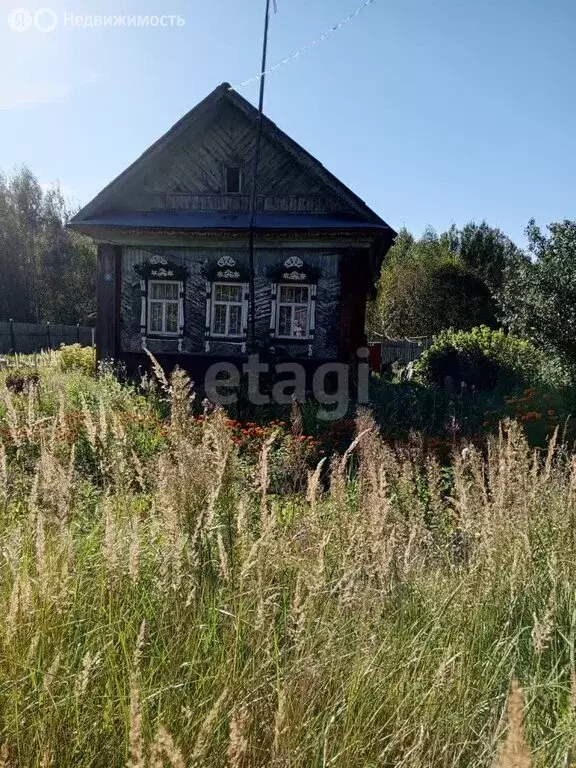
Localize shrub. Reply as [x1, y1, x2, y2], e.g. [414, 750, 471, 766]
[59, 344, 96, 376]
[414, 326, 545, 391]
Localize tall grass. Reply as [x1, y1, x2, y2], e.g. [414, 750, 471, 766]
[0, 356, 575, 766]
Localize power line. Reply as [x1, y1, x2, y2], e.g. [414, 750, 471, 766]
[231, 0, 378, 90]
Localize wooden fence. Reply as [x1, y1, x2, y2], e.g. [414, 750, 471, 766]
[380, 337, 432, 366]
[0, 321, 94, 355]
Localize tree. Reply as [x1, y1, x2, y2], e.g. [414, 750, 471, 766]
[456, 221, 522, 292]
[0, 167, 96, 324]
[499, 219, 576, 365]
[372, 227, 498, 338]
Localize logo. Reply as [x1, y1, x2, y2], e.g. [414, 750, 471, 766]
[34, 7, 58, 32]
[7, 7, 58, 33]
[8, 8, 33, 31]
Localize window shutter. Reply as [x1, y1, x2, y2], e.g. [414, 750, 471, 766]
[270, 282, 277, 338]
[140, 279, 147, 349]
[308, 284, 317, 357]
[205, 280, 213, 352]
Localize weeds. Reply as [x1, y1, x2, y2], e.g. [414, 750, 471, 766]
[0, 354, 573, 765]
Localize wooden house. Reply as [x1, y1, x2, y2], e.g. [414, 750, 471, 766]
[70, 82, 396, 375]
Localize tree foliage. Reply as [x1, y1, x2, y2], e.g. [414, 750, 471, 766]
[372, 225, 502, 338]
[413, 325, 546, 391]
[499, 219, 576, 366]
[0, 167, 96, 324]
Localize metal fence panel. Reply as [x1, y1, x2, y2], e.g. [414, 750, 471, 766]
[381, 338, 432, 366]
[0, 322, 94, 355]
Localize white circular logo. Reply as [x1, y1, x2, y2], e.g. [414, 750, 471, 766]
[8, 8, 33, 32]
[34, 7, 57, 32]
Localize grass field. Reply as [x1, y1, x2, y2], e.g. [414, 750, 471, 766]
[0, 351, 573, 766]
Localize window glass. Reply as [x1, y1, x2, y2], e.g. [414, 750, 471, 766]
[148, 281, 181, 335]
[225, 166, 242, 194]
[211, 282, 245, 337]
[277, 284, 310, 338]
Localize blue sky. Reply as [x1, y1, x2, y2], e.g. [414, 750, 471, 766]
[1, 0, 574, 245]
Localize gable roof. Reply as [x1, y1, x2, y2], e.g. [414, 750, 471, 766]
[70, 82, 395, 237]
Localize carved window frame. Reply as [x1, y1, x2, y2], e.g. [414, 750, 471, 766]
[204, 256, 250, 352]
[135, 259, 187, 350]
[146, 280, 183, 338]
[268, 256, 319, 356]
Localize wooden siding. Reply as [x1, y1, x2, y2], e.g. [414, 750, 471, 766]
[120, 247, 341, 360]
[106, 102, 358, 216]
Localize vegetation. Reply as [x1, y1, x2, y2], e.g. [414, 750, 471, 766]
[413, 326, 549, 391]
[369, 223, 514, 339]
[0, 352, 574, 766]
[0, 167, 96, 324]
[499, 219, 576, 367]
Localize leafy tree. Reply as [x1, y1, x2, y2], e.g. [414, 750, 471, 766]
[372, 227, 498, 338]
[499, 219, 576, 366]
[0, 167, 96, 324]
[456, 221, 522, 292]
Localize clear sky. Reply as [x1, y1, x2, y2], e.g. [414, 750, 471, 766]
[1, 0, 574, 245]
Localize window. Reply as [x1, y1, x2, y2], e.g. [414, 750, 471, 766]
[148, 280, 180, 335]
[276, 284, 311, 339]
[225, 166, 242, 194]
[211, 282, 245, 337]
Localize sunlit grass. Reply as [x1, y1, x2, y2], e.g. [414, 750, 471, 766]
[0, 354, 573, 766]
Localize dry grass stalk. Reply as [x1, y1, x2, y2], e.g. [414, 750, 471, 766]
[127, 621, 147, 768]
[191, 688, 228, 761]
[128, 515, 140, 584]
[227, 705, 250, 768]
[306, 457, 327, 511]
[493, 679, 532, 768]
[258, 434, 276, 520]
[531, 589, 556, 654]
[271, 686, 287, 760]
[144, 348, 170, 393]
[149, 724, 185, 768]
[0, 743, 11, 767]
[75, 649, 103, 699]
[43, 652, 61, 697]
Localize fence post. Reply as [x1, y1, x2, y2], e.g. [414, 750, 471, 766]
[9, 319, 15, 354]
[46, 322, 51, 350]
[76, 323, 80, 344]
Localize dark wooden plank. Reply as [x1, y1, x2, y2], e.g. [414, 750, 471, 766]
[339, 250, 370, 361]
[96, 244, 121, 362]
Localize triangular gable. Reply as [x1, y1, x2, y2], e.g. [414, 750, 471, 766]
[71, 82, 392, 230]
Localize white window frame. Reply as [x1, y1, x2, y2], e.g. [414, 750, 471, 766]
[147, 280, 182, 337]
[275, 283, 313, 340]
[225, 166, 242, 195]
[209, 281, 248, 338]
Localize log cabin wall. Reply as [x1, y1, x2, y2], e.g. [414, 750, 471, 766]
[121, 246, 342, 360]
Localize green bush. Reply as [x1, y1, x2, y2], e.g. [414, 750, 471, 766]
[413, 326, 545, 391]
[59, 344, 96, 376]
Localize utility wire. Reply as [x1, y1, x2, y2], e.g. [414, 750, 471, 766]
[231, 0, 378, 90]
